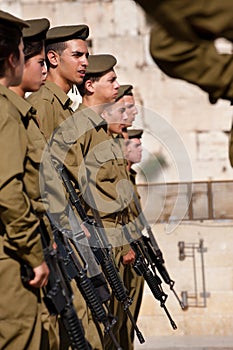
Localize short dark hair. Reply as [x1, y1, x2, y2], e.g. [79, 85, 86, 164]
[45, 41, 67, 69]
[24, 40, 44, 61]
[0, 22, 21, 77]
[78, 73, 103, 97]
[78, 70, 113, 97]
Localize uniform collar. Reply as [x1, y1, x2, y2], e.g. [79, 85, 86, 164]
[130, 167, 137, 176]
[78, 103, 107, 129]
[45, 81, 73, 109]
[112, 133, 123, 139]
[0, 84, 36, 118]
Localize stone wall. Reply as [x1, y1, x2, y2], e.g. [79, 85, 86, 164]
[1, 0, 233, 183]
[137, 222, 233, 339]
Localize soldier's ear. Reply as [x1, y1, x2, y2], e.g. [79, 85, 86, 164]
[46, 49, 59, 68]
[101, 108, 108, 120]
[85, 79, 95, 94]
[8, 52, 18, 69]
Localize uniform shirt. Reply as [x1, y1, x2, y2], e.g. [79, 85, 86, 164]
[128, 168, 140, 218]
[27, 80, 74, 141]
[71, 104, 133, 220]
[24, 113, 48, 216]
[0, 84, 43, 268]
[27, 83, 100, 274]
[49, 103, 133, 215]
[27, 80, 79, 220]
[127, 168, 144, 236]
[25, 109, 66, 239]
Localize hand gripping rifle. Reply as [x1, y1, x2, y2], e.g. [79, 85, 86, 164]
[53, 160, 145, 345]
[21, 219, 91, 350]
[131, 192, 185, 310]
[53, 225, 123, 350]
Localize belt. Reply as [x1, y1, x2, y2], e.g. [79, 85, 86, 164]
[104, 209, 129, 225]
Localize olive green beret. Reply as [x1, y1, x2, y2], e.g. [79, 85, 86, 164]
[0, 10, 29, 30]
[46, 24, 89, 44]
[116, 84, 133, 101]
[23, 18, 50, 41]
[86, 54, 117, 75]
[127, 128, 143, 139]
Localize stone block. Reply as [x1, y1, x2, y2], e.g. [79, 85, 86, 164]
[93, 35, 145, 68]
[22, 4, 56, 24]
[113, 0, 138, 36]
[0, 2, 22, 17]
[83, 1, 115, 38]
[52, 2, 85, 26]
[197, 131, 229, 161]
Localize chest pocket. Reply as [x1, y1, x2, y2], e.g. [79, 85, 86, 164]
[111, 140, 125, 167]
[57, 128, 78, 167]
[92, 141, 119, 183]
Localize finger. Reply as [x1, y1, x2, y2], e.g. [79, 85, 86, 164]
[42, 275, 49, 287]
[29, 274, 47, 288]
[29, 277, 41, 288]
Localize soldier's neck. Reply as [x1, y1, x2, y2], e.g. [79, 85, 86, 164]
[82, 95, 105, 115]
[46, 71, 72, 94]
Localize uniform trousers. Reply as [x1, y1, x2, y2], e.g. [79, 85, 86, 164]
[41, 264, 104, 350]
[103, 221, 144, 350]
[0, 255, 41, 350]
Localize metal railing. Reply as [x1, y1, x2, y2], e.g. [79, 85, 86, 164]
[137, 179, 233, 223]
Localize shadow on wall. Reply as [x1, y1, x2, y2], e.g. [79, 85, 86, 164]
[136, 152, 168, 182]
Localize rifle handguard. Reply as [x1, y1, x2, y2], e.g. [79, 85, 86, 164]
[103, 258, 132, 309]
[61, 306, 91, 350]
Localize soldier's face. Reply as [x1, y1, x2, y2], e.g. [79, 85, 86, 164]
[22, 48, 47, 93]
[92, 69, 120, 104]
[123, 94, 138, 127]
[103, 100, 127, 134]
[125, 138, 142, 164]
[58, 39, 89, 87]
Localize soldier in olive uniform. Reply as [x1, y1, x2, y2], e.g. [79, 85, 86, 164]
[10, 18, 62, 350]
[134, 0, 233, 104]
[122, 128, 145, 347]
[27, 25, 106, 350]
[0, 10, 49, 350]
[124, 128, 144, 227]
[101, 94, 144, 350]
[28, 25, 89, 140]
[73, 55, 141, 350]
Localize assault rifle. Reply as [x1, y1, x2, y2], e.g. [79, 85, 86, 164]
[131, 192, 185, 310]
[21, 219, 91, 350]
[53, 226, 123, 350]
[53, 160, 145, 345]
[121, 216, 177, 330]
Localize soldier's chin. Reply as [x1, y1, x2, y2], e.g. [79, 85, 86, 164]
[125, 122, 132, 128]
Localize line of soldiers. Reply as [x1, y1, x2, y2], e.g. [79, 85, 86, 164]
[0, 9, 147, 350]
[0, 9, 180, 350]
